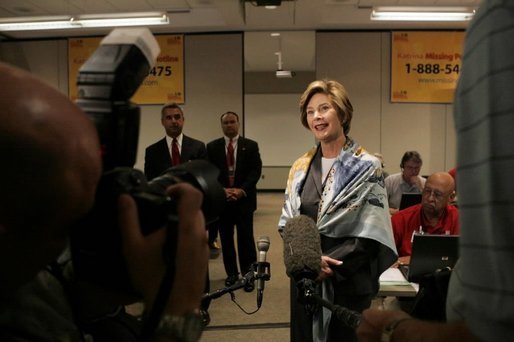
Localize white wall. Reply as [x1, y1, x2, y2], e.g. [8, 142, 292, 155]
[245, 93, 315, 166]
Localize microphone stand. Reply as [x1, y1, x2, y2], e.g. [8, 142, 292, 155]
[202, 272, 252, 301]
[296, 278, 361, 329]
[202, 262, 271, 302]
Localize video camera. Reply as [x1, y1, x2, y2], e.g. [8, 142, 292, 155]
[70, 28, 224, 296]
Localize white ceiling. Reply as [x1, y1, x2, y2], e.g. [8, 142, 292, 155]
[0, 0, 482, 71]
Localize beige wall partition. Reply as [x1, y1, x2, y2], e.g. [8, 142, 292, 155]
[135, 33, 243, 172]
[0, 39, 68, 93]
[0, 30, 457, 190]
[0, 33, 244, 175]
[316, 31, 456, 178]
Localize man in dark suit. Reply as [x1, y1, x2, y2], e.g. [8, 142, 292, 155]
[145, 103, 220, 253]
[143, 102, 211, 325]
[144, 102, 206, 181]
[207, 111, 262, 291]
[144, 103, 221, 254]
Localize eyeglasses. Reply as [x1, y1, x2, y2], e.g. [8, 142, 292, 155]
[422, 188, 448, 201]
[403, 165, 421, 172]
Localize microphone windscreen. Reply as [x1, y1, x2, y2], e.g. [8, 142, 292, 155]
[282, 215, 321, 281]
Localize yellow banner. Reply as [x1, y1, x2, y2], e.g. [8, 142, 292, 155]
[391, 31, 465, 103]
[68, 34, 184, 104]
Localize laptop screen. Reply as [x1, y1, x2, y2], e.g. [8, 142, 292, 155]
[407, 234, 459, 282]
[399, 193, 422, 210]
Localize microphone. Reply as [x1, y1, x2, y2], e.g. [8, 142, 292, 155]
[283, 215, 322, 282]
[256, 236, 270, 308]
[282, 215, 361, 329]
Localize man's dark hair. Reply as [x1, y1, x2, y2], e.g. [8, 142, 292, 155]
[400, 151, 422, 168]
[220, 111, 239, 122]
[161, 102, 183, 117]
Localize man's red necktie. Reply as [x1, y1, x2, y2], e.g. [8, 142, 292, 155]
[171, 138, 180, 166]
[227, 138, 235, 186]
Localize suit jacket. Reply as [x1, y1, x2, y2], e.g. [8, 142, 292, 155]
[206, 136, 262, 211]
[144, 135, 207, 180]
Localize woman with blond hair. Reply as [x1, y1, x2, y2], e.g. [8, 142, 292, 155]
[278, 79, 397, 342]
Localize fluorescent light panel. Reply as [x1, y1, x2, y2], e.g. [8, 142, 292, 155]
[371, 6, 475, 22]
[0, 12, 169, 32]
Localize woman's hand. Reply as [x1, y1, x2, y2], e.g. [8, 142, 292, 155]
[318, 255, 343, 281]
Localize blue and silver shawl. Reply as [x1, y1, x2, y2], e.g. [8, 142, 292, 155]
[278, 140, 397, 341]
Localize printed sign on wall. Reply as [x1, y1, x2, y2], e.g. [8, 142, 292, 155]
[391, 31, 465, 103]
[68, 34, 184, 104]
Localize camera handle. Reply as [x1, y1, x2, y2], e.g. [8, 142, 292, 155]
[138, 219, 179, 341]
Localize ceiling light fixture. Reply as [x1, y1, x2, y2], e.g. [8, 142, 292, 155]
[370, 6, 476, 22]
[0, 12, 169, 32]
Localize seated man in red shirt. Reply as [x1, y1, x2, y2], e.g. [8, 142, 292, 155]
[392, 171, 459, 265]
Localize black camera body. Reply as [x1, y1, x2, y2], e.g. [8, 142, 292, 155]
[70, 28, 224, 296]
[71, 161, 224, 296]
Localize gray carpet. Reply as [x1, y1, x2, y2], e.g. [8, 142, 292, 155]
[201, 192, 290, 341]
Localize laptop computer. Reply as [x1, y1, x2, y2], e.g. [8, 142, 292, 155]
[399, 234, 459, 282]
[399, 193, 422, 210]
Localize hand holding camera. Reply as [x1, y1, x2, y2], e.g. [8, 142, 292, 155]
[118, 182, 208, 315]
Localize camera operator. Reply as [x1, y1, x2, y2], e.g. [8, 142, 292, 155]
[0, 61, 208, 341]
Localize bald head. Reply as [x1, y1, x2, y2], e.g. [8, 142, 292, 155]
[426, 172, 455, 193]
[421, 172, 456, 218]
[0, 62, 101, 291]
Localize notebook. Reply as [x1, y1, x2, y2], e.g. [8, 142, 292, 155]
[399, 193, 422, 210]
[399, 234, 459, 282]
